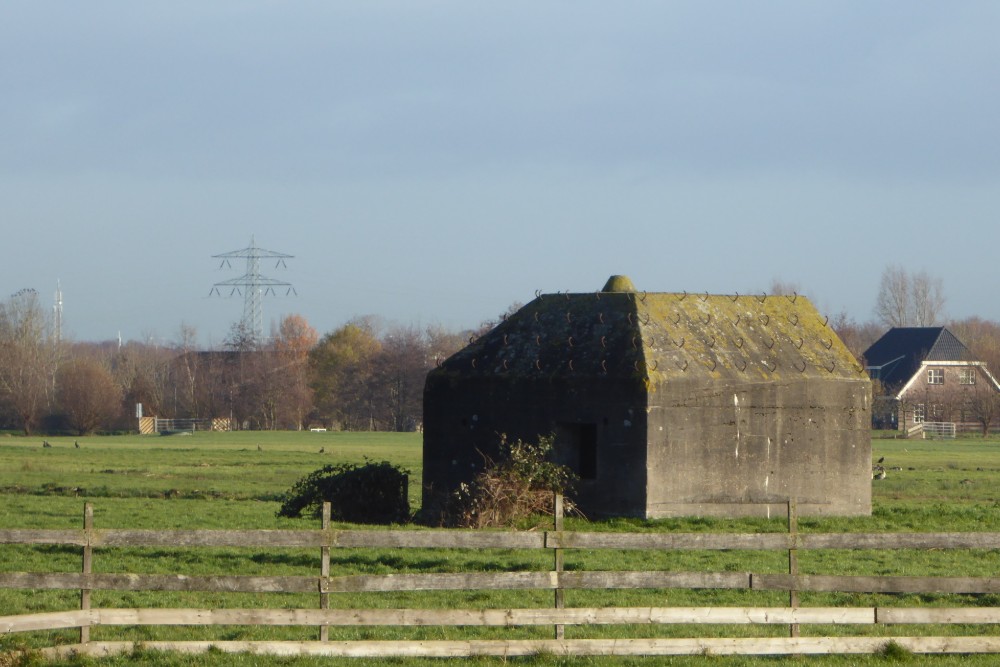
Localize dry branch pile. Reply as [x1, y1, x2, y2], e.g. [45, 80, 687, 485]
[440, 435, 576, 528]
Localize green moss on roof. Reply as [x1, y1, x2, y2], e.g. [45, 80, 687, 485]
[636, 293, 864, 385]
[431, 288, 867, 386]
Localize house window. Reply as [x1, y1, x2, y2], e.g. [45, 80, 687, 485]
[959, 368, 976, 385]
[931, 404, 944, 421]
[913, 404, 925, 424]
[928, 368, 944, 385]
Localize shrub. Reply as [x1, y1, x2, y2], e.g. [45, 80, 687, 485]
[440, 434, 576, 528]
[277, 460, 410, 524]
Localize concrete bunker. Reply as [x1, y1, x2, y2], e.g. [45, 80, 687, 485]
[423, 276, 871, 518]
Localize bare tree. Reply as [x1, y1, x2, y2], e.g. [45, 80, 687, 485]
[911, 270, 946, 326]
[874, 265, 946, 328]
[874, 265, 911, 328]
[426, 324, 468, 366]
[949, 317, 1000, 374]
[270, 314, 319, 429]
[959, 382, 1000, 438]
[474, 302, 524, 338]
[56, 358, 122, 435]
[224, 320, 258, 353]
[768, 278, 801, 296]
[217, 320, 270, 429]
[172, 323, 201, 417]
[830, 311, 883, 363]
[947, 317, 1000, 436]
[376, 325, 430, 432]
[102, 339, 173, 428]
[192, 350, 239, 426]
[0, 289, 61, 434]
[964, 382, 1000, 438]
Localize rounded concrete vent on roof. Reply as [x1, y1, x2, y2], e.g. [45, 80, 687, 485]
[602, 275, 637, 293]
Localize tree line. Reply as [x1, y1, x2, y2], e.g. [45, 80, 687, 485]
[3, 267, 999, 435]
[0, 289, 470, 435]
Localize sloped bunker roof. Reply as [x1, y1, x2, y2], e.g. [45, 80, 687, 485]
[434, 276, 864, 385]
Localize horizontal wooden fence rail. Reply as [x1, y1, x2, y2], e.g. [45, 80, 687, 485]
[7, 570, 1000, 595]
[4, 499, 1000, 660]
[7, 528, 1000, 550]
[10, 605, 1000, 632]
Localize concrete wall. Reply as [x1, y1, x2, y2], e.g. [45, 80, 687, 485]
[644, 377, 871, 517]
[424, 373, 872, 519]
[422, 375, 649, 518]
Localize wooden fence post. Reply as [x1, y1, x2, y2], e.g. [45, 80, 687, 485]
[554, 492, 565, 640]
[81, 502, 93, 644]
[320, 502, 331, 642]
[787, 499, 799, 638]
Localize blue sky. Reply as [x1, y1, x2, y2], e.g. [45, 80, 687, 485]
[3, 2, 998, 345]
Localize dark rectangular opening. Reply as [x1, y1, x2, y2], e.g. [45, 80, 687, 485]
[555, 422, 598, 480]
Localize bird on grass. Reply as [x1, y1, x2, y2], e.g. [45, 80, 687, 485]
[42, 440, 51, 448]
[257, 444, 262, 452]
[75, 441, 80, 448]
[877, 456, 885, 464]
[319, 447, 325, 454]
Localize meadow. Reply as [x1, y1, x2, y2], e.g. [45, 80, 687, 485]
[3, 430, 1000, 666]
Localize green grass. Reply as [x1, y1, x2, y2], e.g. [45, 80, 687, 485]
[5, 431, 1000, 666]
[8, 650, 979, 667]
[0, 430, 422, 513]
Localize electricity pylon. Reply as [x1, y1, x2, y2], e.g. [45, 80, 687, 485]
[53, 280, 63, 344]
[210, 236, 295, 344]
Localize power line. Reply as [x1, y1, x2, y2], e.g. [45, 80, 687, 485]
[209, 235, 296, 344]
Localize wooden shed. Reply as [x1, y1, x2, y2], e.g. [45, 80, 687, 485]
[423, 276, 871, 518]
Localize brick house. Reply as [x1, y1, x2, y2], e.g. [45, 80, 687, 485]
[863, 327, 1000, 433]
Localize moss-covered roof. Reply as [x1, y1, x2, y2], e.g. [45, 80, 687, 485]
[433, 279, 865, 384]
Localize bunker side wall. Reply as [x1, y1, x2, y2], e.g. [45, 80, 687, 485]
[644, 377, 871, 518]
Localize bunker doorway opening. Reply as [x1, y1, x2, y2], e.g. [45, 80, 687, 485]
[555, 422, 598, 480]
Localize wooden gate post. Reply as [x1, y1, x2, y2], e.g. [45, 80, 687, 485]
[787, 499, 799, 638]
[554, 492, 565, 640]
[81, 502, 93, 644]
[320, 502, 331, 641]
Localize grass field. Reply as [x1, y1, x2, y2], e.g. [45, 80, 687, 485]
[3, 430, 1000, 666]
[0, 430, 421, 514]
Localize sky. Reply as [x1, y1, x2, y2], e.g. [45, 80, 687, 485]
[3, 2, 999, 347]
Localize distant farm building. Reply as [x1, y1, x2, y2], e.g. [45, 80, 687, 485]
[423, 276, 871, 519]
[864, 327, 1000, 436]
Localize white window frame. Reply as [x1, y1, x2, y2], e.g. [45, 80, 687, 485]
[913, 404, 925, 424]
[928, 368, 944, 385]
[959, 368, 976, 385]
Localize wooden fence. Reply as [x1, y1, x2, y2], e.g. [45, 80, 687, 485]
[4, 499, 1000, 660]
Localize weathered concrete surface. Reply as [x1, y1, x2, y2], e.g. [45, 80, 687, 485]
[423, 375, 649, 518]
[645, 378, 870, 517]
[423, 278, 871, 518]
